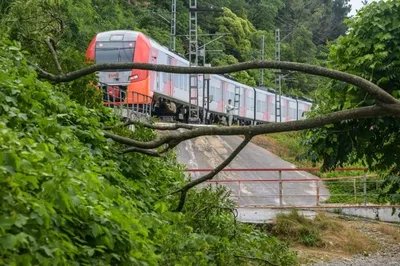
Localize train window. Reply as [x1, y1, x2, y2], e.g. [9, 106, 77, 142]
[215, 87, 221, 102]
[256, 100, 261, 112]
[282, 106, 287, 117]
[95, 41, 135, 64]
[210, 86, 215, 100]
[290, 107, 296, 118]
[270, 102, 275, 115]
[163, 72, 167, 83]
[173, 74, 178, 87]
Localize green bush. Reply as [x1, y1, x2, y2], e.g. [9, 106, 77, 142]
[0, 36, 297, 265]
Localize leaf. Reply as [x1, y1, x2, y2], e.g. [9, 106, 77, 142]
[0, 216, 18, 229]
[87, 248, 95, 257]
[18, 113, 28, 121]
[41, 246, 54, 257]
[104, 187, 119, 199]
[5, 96, 16, 104]
[91, 223, 103, 238]
[8, 46, 20, 51]
[1, 233, 29, 250]
[1, 235, 18, 250]
[154, 202, 167, 213]
[15, 214, 29, 228]
[36, 143, 49, 152]
[1, 152, 20, 174]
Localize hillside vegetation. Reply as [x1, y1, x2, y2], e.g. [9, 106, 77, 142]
[0, 36, 297, 265]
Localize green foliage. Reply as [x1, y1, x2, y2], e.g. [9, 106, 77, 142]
[302, 0, 400, 203]
[0, 35, 297, 265]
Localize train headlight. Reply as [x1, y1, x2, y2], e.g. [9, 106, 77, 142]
[130, 74, 139, 81]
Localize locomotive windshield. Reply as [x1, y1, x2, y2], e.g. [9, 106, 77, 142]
[95, 41, 135, 64]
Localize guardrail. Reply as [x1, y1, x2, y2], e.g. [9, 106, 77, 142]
[98, 83, 153, 121]
[184, 168, 400, 209]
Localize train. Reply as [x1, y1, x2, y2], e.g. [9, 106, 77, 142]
[85, 30, 313, 124]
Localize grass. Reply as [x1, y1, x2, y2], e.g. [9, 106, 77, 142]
[270, 210, 339, 247]
[251, 132, 390, 205]
[375, 223, 400, 244]
[264, 210, 381, 264]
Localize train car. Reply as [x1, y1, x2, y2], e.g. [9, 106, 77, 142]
[86, 29, 313, 124]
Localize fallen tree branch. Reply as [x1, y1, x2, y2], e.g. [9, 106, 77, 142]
[103, 105, 400, 154]
[133, 121, 202, 130]
[103, 131, 166, 149]
[34, 60, 399, 105]
[45, 37, 63, 74]
[105, 119, 201, 130]
[173, 136, 252, 212]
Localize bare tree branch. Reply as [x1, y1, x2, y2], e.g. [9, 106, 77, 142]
[173, 136, 252, 212]
[103, 119, 205, 131]
[45, 37, 63, 74]
[33, 60, 399, 104]
[133, 121, 203, 130]
[104, 105, 400, 154]
[103, 131, 166, 149]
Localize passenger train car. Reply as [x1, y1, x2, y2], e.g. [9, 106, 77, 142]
[86, 30, 313, 123]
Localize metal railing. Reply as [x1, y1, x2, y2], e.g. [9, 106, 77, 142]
[184, 168, 400, 209]
[98, 82, 153, 121]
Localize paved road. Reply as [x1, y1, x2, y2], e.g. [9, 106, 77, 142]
[176, 135, 330, 208]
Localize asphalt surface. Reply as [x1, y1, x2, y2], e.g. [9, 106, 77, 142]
[176, 135, 330, 208]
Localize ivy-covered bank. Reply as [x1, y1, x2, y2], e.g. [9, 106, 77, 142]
[0, 37, 296, 265]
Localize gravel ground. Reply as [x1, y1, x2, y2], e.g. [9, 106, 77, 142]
[311, 218, 400, 266]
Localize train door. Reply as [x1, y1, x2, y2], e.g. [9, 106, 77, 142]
[151, 49, 160, 92]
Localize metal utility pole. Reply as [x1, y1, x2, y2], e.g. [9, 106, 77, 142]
[187, 3, 222, 124]
[170, 0, 177, 51]
[188, 0, 200, 123]
[275, 29, 282, 122]
[203, 64, 211, 123]
[260, 35, 265, 86]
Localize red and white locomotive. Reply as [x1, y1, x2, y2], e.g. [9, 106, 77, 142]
[86, 30, 312, 123]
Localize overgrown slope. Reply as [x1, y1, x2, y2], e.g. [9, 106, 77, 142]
[0, 36, 297, 265]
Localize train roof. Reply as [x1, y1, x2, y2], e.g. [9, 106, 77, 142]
[96, 30, 140, 42]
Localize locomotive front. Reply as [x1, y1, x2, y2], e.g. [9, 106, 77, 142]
[86, 30, 152, 105]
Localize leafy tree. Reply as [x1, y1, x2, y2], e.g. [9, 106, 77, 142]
[303, 0, 400, 202]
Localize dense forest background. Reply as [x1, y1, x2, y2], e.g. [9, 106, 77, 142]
[1, 0, 352, 98]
